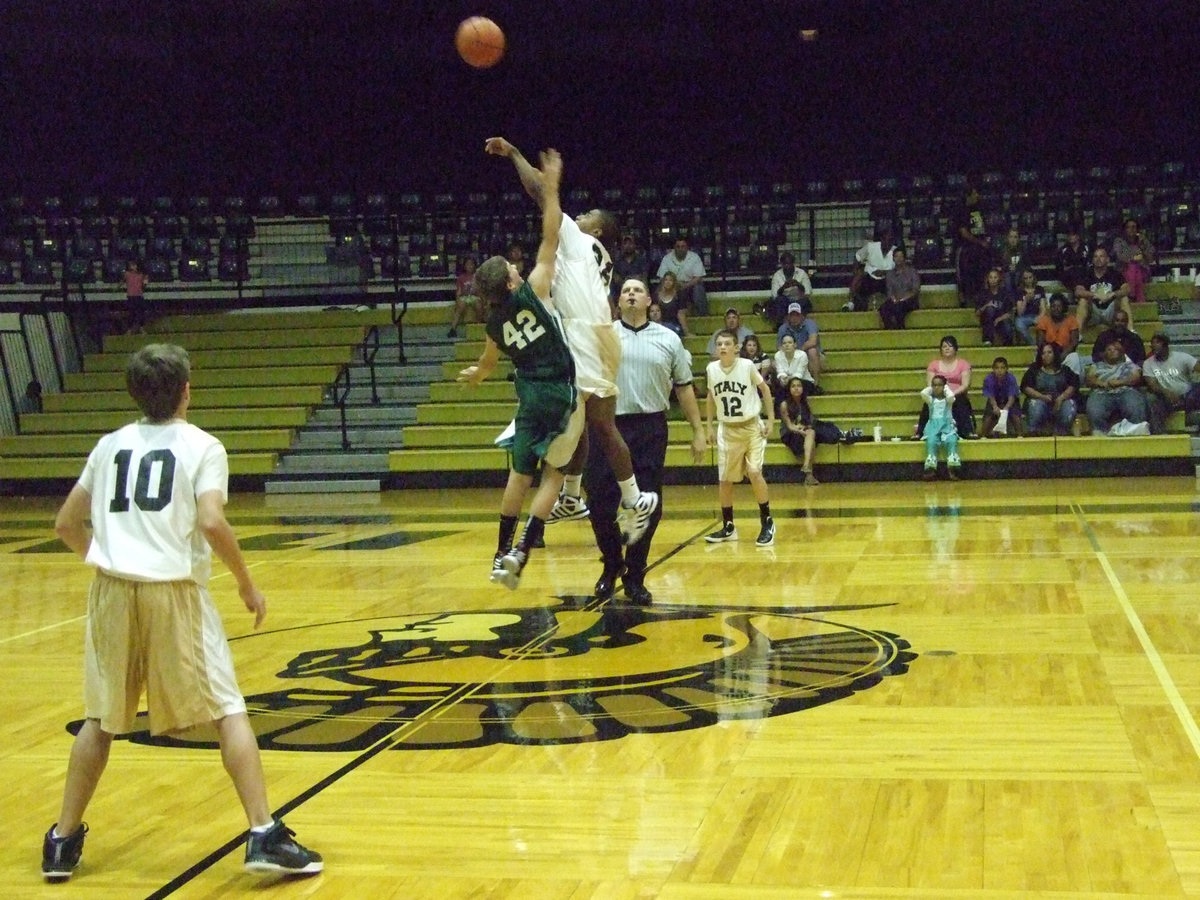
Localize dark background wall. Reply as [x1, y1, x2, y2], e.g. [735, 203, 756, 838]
[1, 0, 1196, 196]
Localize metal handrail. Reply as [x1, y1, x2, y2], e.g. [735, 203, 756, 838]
[330, 324, 382, 450]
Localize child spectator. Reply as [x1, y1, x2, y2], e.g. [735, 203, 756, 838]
[980, 356, 1024, 437]
[704, 329, 776, 546]
[447, 254, 480, 337]
[778, 377, 846, 485]
[920, 374, 962, 480]
[740, 334, 773, 383]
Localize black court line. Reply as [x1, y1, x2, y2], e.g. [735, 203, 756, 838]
[145, 586, 614, 897]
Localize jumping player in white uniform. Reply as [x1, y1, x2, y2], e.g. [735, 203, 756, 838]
[42, 343, 322, 882]
[704, 329, 777, 547]
[486, 136, 658, 546]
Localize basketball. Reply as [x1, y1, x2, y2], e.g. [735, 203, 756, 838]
[455, 17, 505, 68]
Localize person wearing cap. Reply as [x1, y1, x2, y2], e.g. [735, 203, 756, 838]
[1142, 332, 1200, 433]
[777, 303, 823, 387]
[706, 307, 756, 358]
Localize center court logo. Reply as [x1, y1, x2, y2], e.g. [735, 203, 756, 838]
[85, 598, 915, 751]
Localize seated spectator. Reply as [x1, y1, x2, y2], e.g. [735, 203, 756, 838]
[998, 226, 1030, 292]
[980, 356, 1024, 437]
[778, 377, 855, 485]
[707, 307, 755, 358]
[1056, 223, 1091, 297]
[1021, 342, 1081, 435]
[506, 242, 528, 277]
[975, 267, 1016, 346]
[1142, 332, 1200, 433]
[740, 334, 774, 383]
[1013, 268, 1046, 346]
[919, 375, 962, 480]
[1075, 247, 1132, 329]
[880, 247, 921, 330]
[1085, 338, 1148, 434]
[917, 336, 975, 438]
[1090, 308, 1145, 367]
[772, 333, 817, 400]
[846, 226, 896, 311]
[655, 271, 689, 337]
[612, 234, 649, 305]
[1035, 292, 1084, 378]
[447, 254, 480, 337]
[954, 183, 990, 307]
[657, 236, 708, 315]
[1111, 217, 1156, 305]
[776, 303, 823, 386]
[15, 378, 42, 415]
[647, 301, 666, 327]
[762, 251, 813, 327]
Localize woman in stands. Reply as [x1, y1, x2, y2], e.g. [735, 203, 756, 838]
[654, 271, 689, 337]
[740, 334, 773, 383]
[772, 332, 815, 402]
[916, 335, 975, 439]
[1111, 218, 1155, 305]
[1013, 268, 1047, 346]
[447, 255, 480, 338]
[778, 377, 859, 485]
[1020, 341, 1081, 435]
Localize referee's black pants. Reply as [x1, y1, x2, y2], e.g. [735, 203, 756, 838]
[583, 411, 668, 586]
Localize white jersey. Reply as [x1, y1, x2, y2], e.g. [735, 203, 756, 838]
[78, 419, 228, 586]
[553, 214, 613, 326]
[706, 357, 764, 423]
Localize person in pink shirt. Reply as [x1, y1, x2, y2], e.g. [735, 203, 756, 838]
[915, 335, 976, 438]
[123, 260, 149, 333]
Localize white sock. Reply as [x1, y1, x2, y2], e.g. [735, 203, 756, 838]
[618, 476, 640, 505]
[562, 475, 583, 498]
[250, 820, 276, 834]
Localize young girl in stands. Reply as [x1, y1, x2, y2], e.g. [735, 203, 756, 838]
[920, 374, 962, 480]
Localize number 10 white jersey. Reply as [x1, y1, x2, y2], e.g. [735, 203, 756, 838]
[78, 420, 228, 585]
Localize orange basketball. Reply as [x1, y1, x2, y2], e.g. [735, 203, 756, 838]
[455, 16, 505, 68]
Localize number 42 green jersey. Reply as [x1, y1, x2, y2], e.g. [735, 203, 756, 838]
[485, 281, 575, 383]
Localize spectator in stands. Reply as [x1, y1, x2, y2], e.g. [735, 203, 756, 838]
[1056, 223, 1091, 296]
[776, 303, 823, 386]
[1142, 333, 1200, 433]
[1021, 342, 1081, 435]
[447, 255, 480, 338]
[612, 234, 649, 304]
[998, 226, 1030, 292]
[1111, 218, 1156, 305]
[1013, 268, 1047, 346]
[918, 336, 975, 438]
[778, 377, 846, 485]
[655, 271, 689, 337]
[762, 251, 812, 327]
[506, 242, 528, 278]
[740, 334, 773, 383]
[124, 260, 149, 334]
[707, 307, 755, 358]
[1090, 308, 1145, 366]
[919, 374, 962, 480]
[1075, 247, 1132, 329]
[16, 378, 42, 415]
[647, 301, 665, 325]
[1035, 292, 1084, 378]
[846, 226, 896, 311]
[975, 267, 1016, 346]
[980, 356, 1024, 437]
[657, 236, 708, 315]
[880, 246, 920, 329]
[772, 333, 817, 400]
[953, 183, 990, 307]
[1085, 338, 1148, 434]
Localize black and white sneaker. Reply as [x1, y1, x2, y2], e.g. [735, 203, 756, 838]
[42, 823, 87, 882]
[244, 820, 323, 875]
[494, 548, 529, 590]
[617, 492, 659, 545]
[547, 493, 589, 523]
[704, 522, 738, 543]
[489, 551, 509, 586]
[755, 517, 776, 547]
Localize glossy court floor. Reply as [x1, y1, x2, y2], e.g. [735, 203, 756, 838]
[3, 475, 1200, 899]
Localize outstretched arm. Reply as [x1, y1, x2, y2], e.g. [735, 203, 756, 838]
[458, 336, 501, 386]
[526, 149, 563, 302]
[485, 137, 545, 209]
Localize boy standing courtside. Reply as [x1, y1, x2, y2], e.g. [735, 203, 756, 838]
[43, 343, 322, 882]
[459, 148, 585, 588]
[704, 329, 776, 546]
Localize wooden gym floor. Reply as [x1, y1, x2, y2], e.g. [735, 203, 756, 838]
[2, 475, 1200, 899]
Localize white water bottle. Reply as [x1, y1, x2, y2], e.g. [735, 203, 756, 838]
[873, 424, 883, 442]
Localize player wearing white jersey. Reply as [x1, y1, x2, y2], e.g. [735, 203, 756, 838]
[486, 136, 658, 547]
[42, 344, 321, 883]
[704, 329, 776, 547]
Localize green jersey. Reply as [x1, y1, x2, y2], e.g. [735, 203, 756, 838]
[485, 282, 573, 383]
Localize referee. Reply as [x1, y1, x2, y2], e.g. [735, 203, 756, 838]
[584, 277, 706, 604]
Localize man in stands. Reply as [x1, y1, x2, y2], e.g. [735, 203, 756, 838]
[1090, 308, 1145, 366]
[657, 237, 708, 315]
[1075, 247, 1132, 329]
